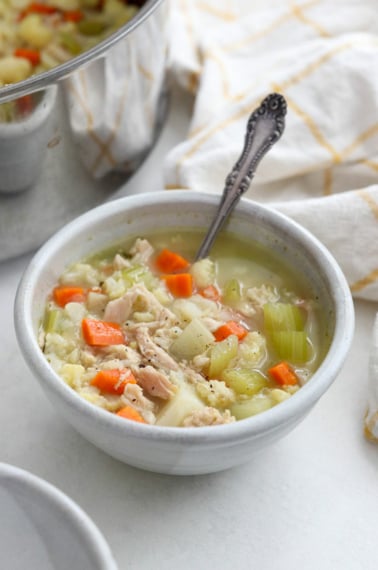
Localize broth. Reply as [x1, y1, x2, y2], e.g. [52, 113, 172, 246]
[40, 229, 329, 427]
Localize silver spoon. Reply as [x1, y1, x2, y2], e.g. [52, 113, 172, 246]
[195, 92, 287, 261]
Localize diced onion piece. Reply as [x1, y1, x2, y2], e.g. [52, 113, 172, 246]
[222, 278, 241, 304]
[156, 384, 206, 427]
[170, 318, 214, 361]
[208, 334, 238, 379]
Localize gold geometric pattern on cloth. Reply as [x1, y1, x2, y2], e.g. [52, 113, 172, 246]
[208, 10, 292, 54]
[323, 168, 333, 196]
[66, 71, 117, 170]
[90, 79, 130, 175]
[179, 0, 200, 85]
[364, 411, 378, 443]
[358, 189, 378, 220]
[289, 1, 330, 37]
[169, 0, 378, 199]
[195, 1, 237, 21]
[178, 0, 332, 96]
[172, 31, 377, 187]
[351, 268, 378, 294]
[66, 55, 155, 176]
[173, 94, 261, 185]
[360, 159, 378, 172]
[205, 0, 320, 56]
[341, 123, 378, 160]
[276, 42, 355, 92]
[276, 92, 341, 163]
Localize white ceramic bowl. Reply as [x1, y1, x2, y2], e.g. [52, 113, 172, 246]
[0, 463, 117, 569]
[14, 191, 354, 475]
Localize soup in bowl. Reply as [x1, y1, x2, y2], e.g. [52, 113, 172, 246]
[14, 191, 354, 474]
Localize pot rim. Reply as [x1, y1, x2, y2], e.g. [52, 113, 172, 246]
[0, 0, 164, 104]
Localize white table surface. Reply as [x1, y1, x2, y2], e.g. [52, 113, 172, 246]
[1, 86, 378, 570]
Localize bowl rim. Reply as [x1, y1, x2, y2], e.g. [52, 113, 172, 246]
[0, 0, 164, 104]
[0, 462, 117, 569]
[14, 190, 355, 446]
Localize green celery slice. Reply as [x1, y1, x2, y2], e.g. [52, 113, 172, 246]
[44, 309, 60, 333]
[264, 302, 304, 332]
[222, 368, 268, 396]
[222, 279, 241, 304]
[271, 330, 309, 363]
[60, 32, 82, 55]
[77, 18, 107, 36]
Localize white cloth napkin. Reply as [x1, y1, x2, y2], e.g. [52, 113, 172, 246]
[365, 313, 378, 442]
[164, 0, 378, 438]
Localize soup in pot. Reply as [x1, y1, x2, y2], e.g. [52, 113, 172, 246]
[0, 0, 144, 99]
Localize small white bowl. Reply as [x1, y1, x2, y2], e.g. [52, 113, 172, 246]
[0, 463, 117, 569]
[14, 191, 354, 475]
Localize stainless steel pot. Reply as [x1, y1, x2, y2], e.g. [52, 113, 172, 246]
[0, 0, 170, 260]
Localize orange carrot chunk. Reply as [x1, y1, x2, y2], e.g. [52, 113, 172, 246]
[163, 273, 193, 297]
[90, 369, 136, 395]
[63, 9, 84, 22]
[198, 284, 220, 302]
[116, 406, 146, 423]
[214, 320, 248, 342]
[155, 249, 190, 273]
[14, 48, 41, 66]
[82, 318, 125, 346]
[16, 94, 33, 116]
[268, 361, 299, 386]
[53, 286, 86, 307]
[21, 3, 58, 16]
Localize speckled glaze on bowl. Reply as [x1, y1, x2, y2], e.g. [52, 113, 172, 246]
[0, 463, 117, 569]
[14, 191, 354, 475]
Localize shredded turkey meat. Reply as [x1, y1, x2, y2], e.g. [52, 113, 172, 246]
[136, 326, 180, 371]
[133, 365, 176, 400]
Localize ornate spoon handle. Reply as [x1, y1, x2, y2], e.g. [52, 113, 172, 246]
[195, 93, 287, 261]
